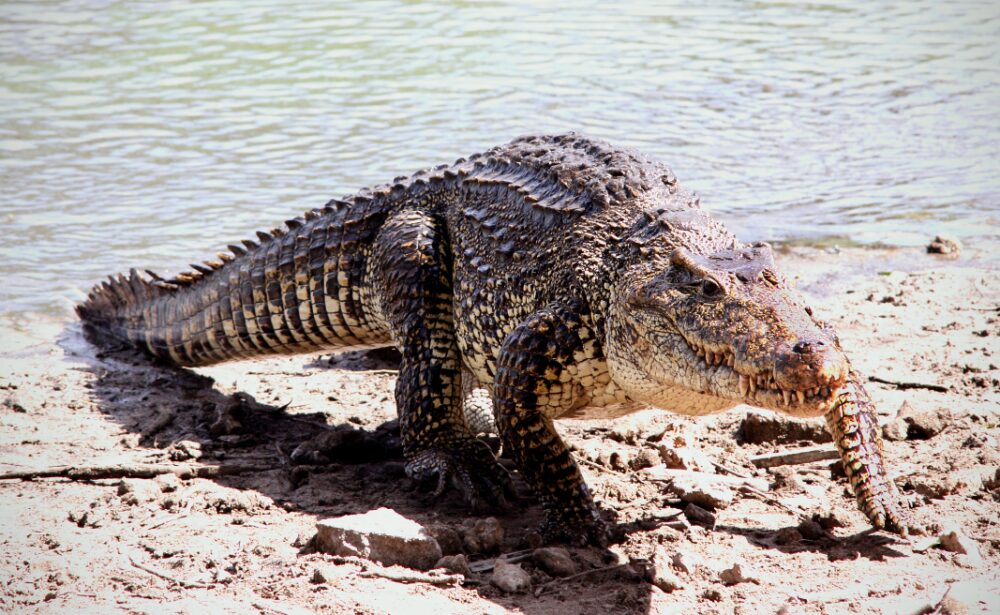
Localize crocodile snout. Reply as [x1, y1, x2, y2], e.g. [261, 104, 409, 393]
[774, 337, 847, 391]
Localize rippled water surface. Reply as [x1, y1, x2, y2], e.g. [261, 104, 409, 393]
[1, 0, 998, 316]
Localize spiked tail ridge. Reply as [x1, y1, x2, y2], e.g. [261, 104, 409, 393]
[77, 200, 394, 367]
[76, 268, 178, 352]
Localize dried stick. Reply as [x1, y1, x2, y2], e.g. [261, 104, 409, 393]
[750, 447, 840, 469]
[0, 463, 276, 482]
[127, 555, 208, 589]
[467, 549, 534, 573]
[533, 563, 627, 596]
[327, 555, 467, 586]
[868, 376, 948, 393]
[358, 569, 465, 586]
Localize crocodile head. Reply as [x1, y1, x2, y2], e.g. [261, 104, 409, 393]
[606, 242, 848, 417]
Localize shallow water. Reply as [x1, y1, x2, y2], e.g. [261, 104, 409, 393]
[1, 0, 998, 318]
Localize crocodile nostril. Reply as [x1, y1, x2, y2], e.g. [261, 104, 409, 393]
[792, 339, 826, 354]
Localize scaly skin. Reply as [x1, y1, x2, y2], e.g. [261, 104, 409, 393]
[78, 133, 910, 544]
[825, 372, 910, 535]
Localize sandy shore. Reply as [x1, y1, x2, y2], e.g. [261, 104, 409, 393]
[0, 245, 997, 614]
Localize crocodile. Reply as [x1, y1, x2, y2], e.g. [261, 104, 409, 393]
[78, 133, 910, 544]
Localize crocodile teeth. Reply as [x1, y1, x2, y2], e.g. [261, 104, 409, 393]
[748, 377, 757, 393]
[796, 390, 805, 404]
[739, 375, 750, 397]
[727, 354, 735, 367]
[696, 348, 705, 358]
[782, 390, 792, 406]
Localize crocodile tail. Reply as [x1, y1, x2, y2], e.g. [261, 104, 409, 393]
[77, 201, 395, 367]
[77, 268, 176, 351]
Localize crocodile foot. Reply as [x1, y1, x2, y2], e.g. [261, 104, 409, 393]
[539, 498, 609, 547]
[405, 438, 514, 511]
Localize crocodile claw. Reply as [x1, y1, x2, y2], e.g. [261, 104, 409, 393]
[537, 482, 609, 547]
[539, 506, 609, 547]
[405, 438, 514, 511]
[859, 488, 912, 537]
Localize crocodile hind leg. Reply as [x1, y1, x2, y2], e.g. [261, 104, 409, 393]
[494, 302, 608, 546]
[371, 210, 512, 509]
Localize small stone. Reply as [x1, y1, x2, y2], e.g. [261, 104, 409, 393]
[814, 511, 846, 531]
[650, 547, 682, 592]
[645, 468, 736, 509]
[206, 491, 273, 514]
[609, 452, 628, 472]
[116, 480, 159, 505]
[154, 473, 181, 493]
[490, 558, 531, 593]
[657, 446, 717, 473]
[882, 417, 909, 442]
[4, 398, 27, 413]
[670, 549, 705, 575]
[434, 554, 471, 577]
[311, 565, 345, 584]
[910, 474, 964, 499]
[926, 235, 961, 256]
[209, 406, 243, 437]
[797, 519, 825, 540]
[719, 562, 758, 586]
[702, 588, 723, 601]
[773, 527, 802, 545]
[532, 547, 577, 577]
[608, 410, 660, 444]
[938, 529, 983, 566]
[936, 595, 969, 615]
[315, 507, 443, 570]
[983, 468, 1000, 494]
[48, 572, 68, 586]
[168, 440, 202, 461]
[942, 579, 1000, 614]
[292, 531, 313, 548]
[911, 536, 940, 553]
[461, 517, 504, 554]
[893, 402, 949, 440]
[630, 448, 661, 471]
[683, 503, 716, 527]
[767, 466, 804, 491]
[426, 525, 464, 556]
[739, 412, 830, 445]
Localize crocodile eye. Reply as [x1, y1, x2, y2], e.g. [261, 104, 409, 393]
[805, 306, 814, 316]
[700, 279, 722, 297]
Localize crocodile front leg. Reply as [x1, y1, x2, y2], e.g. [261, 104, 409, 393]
[493, 303, 608, 546]
[824, 371, 910, 535]
[372, 211, 512, 509]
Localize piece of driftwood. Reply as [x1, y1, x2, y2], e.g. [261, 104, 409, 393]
[750, 447, 840, 469]
[467, 549, 534, 573]
[0, 463, 276, 482]
[868, 375, 949, 393]
[533, 564, 627, 597]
